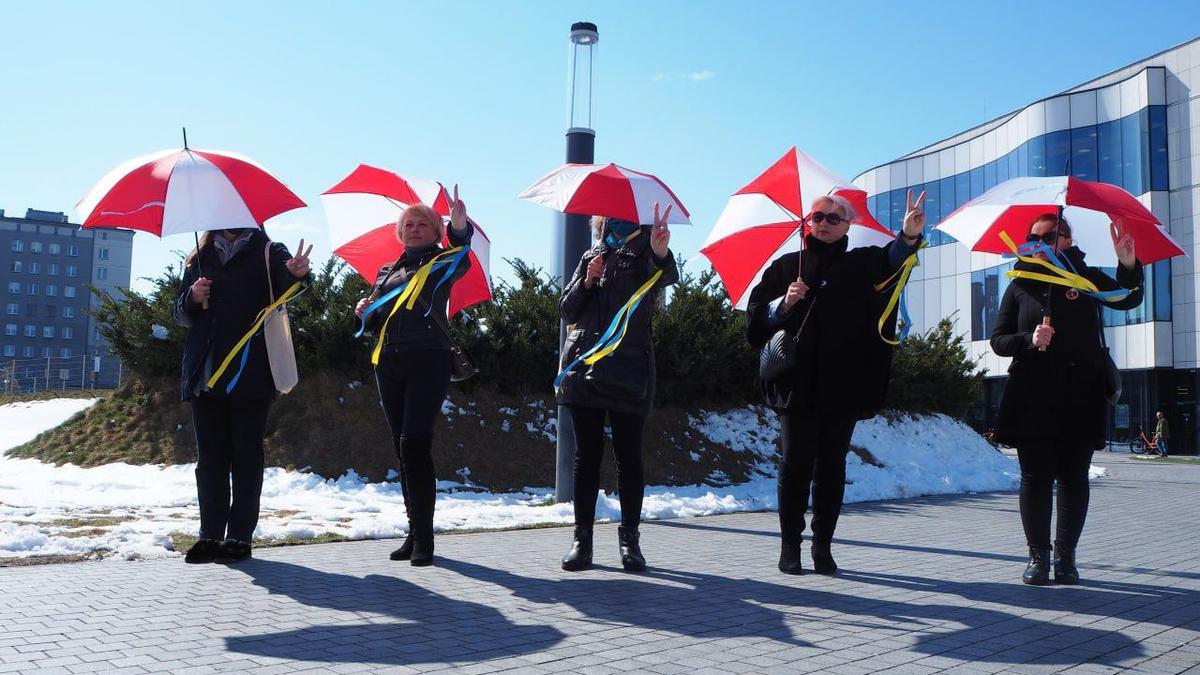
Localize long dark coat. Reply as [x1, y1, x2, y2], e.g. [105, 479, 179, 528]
[991, 248, 1143, 449]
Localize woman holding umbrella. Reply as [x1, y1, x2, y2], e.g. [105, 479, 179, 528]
[174, 231, 312, 564]
[746, 192, 925, 576]
[354, 187, 473, 567]
[990, 214, 1142, 585]
[557, 204, 678, 572]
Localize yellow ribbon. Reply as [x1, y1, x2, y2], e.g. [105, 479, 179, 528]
[370, 247, 464, 366]
[580, 269, 664, 366]
[998, 231, 1131, 302]
[874, 242, 925, 346]
[206, 281, 305, 390]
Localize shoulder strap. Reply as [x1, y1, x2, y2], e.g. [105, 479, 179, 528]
[264, 241, 275, 302]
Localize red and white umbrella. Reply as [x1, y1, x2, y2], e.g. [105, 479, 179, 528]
[321, 164, 492, 316]
[76, 147, 305, 235]
[936, 176, 1185, 266]
[700, 147, 893, 310]
[518, 163, 691, 225]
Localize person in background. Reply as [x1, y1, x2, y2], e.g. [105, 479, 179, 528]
[1154, 411, 1170, 457]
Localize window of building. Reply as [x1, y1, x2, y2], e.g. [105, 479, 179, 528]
[2, 345, 13, 357]
[1070, 126, 1098, 182]
[29, 262, 40, 275]
[10, 240, 23, 253]
[68, 245, 79, 257]
[1121, 112, 1145, 195]
[48, 243, 60, 255]
[62, 306, 75, 319]
[22, 346, 33, 358]
[45, 285, 57, 297]
[26, 283, 39, 295]
[43, 326, 55, 338]
[8, 261, 20, 273]
[7, 282, 19, 294]
[98, 248, 110, 261]
[4, 324, 14, 336]
[1045, 130, 1070, 177]
[970, 262, 1015, 340]
[61, 348, 72, 359]
[997, 151, 1011, 184]
[983, 160, 998, 192]
[64, 286, 76, 298]
[62, 326, 73, 339]
[66, 265, 78, 278]
[5, 303, 16, 315]
[47, 263, 57, 276]
[939, 175, 956, 222]
[1148, 105, 1168, 192]
[954, 172, 970, 210]
[24, 325, 35, 337]
[1097, 119, 1122, 186]
[969, 166, 984, 200]
[30, 242, 42, 254]
[1027, 136, 1047, 177]
[41, 347, 51, 358]
[96, 267, 109, 281]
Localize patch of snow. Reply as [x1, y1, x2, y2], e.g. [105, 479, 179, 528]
[1089, 465, 1107, 479]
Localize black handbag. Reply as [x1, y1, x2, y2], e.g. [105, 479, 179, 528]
[1097, 307, 1121, 406]
[757, 297, 816, 383]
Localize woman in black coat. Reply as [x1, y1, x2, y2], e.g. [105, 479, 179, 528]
[746, 192, 924, 575]
[174, 228, 311, 564]
[354, 188, 473, 567]
[990, 214, 1142, 585]
[557, 204, 679, 572]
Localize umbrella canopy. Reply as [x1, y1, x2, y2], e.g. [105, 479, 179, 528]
[936, 176, 1185, 266]
[76, 148, 305, 236]
[518, 162, 691, 225]
[700, 147, 893, 310]
[321, 164, 492, 316]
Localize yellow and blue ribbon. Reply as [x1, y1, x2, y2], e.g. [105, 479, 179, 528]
[206, 281, 307, 394]
[554, 268, 664, 390]
[874, 242, 925, 346]
[999, 232, 1132, 302]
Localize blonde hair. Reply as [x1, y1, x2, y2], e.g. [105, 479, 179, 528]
[815, 194, 858, 222]
[396, 204, 446, 240]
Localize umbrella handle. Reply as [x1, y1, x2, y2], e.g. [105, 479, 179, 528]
[1038, 316, 1050, 352]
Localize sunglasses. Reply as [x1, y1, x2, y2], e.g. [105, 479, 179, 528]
[1026, 230, 1070, 245]
[807, 211, 849, 226]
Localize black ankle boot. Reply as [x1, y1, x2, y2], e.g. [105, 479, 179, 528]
[1054, 545, 1079, 585]
[778, 538, 803, 575]
[1023, 547, 1051, 585]
[561, 528, 593, 571]
[811, 543, 838, 575]
[389, 532, 414, 561]
[409, 527, 434, 567]
[618, 526, 646, 572]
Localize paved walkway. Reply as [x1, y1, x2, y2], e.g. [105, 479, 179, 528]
[2, 453, 1199, 674]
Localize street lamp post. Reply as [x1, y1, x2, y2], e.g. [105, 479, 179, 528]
[555, 21, 598, 503]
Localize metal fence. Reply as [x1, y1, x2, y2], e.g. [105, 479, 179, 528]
[0, 355, 123, 393]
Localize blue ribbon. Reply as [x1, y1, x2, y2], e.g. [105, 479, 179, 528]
[422, 247, 470, 317]
[354, 253, 465, 338]
[553, 284, 655, 390]
[1008, 241, 1129, 302]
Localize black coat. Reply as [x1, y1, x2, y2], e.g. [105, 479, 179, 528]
[556, 230, 679, 416]
[362, 223, 473, 354]
[990, 248, 1143, 449]
[174, 230, 304, 401]
[746, 234, 918, 418]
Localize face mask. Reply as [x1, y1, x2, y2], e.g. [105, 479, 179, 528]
[604, 219, 640, 249]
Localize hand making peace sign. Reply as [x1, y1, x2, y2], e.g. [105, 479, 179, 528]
[285, 239, 314, 278]
[902, 188, 927, 239]
[450, 184, 468, 233]
[651, 202, 672, 259]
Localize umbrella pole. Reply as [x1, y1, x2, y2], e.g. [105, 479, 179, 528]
[1038, 205, 1066, 352]
[194, 231, 208, 310]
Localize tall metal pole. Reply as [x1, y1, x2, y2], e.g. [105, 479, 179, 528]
[556, 21, 598, 503]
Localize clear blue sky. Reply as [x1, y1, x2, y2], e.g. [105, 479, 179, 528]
[1, 2, 1196, 294]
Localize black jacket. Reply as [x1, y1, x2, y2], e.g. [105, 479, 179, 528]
[556, 229, 679, 416]
[990, 248, 1143, 449]
[362, 222, 473, 354]
[174, 230, 304, 401]
[746, 234, 919, 418]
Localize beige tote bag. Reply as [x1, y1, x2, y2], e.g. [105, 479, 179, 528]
[264, 242, 299, 394]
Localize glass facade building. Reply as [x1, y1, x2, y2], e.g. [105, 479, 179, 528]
[853, 38, 1200, 452]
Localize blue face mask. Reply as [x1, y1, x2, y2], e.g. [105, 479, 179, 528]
[604, 219, 640, 249]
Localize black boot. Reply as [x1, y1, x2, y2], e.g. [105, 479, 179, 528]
[778, 538, 803, 575]
[811, 542, 838, 575]
[409, 528, 434, 567]
[1023, 547, 1051, 586]
[1054, 545, 1079, 585]
[618, 525, 646, 572]
[389, 533, 414, 561]
[561, 527, 593, 571]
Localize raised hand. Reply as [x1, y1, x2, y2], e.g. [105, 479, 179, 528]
[450, 184, 468, 233]
[584, 254, 605, 289]
[651, 202, 672, 259]
[903, 188, 927, 238]
[1111, 218, 1137, 269]
[285, 238, 314, 278]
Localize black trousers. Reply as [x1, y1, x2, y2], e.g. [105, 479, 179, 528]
[191, 394, 272, 542]
[1016, 441, 1094, 551]
[568, 405, 646, 529]
[375, 350, 451, 535]
[777, 411, 857, 547]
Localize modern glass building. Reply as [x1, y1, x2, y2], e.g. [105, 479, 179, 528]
[0, 208, 133, 389]
[853, 36, 1200, 452]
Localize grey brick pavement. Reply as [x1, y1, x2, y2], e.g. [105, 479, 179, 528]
[2, 452, 1198, 673]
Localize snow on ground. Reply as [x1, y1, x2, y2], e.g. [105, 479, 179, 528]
[1, 398, 1020, 561]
